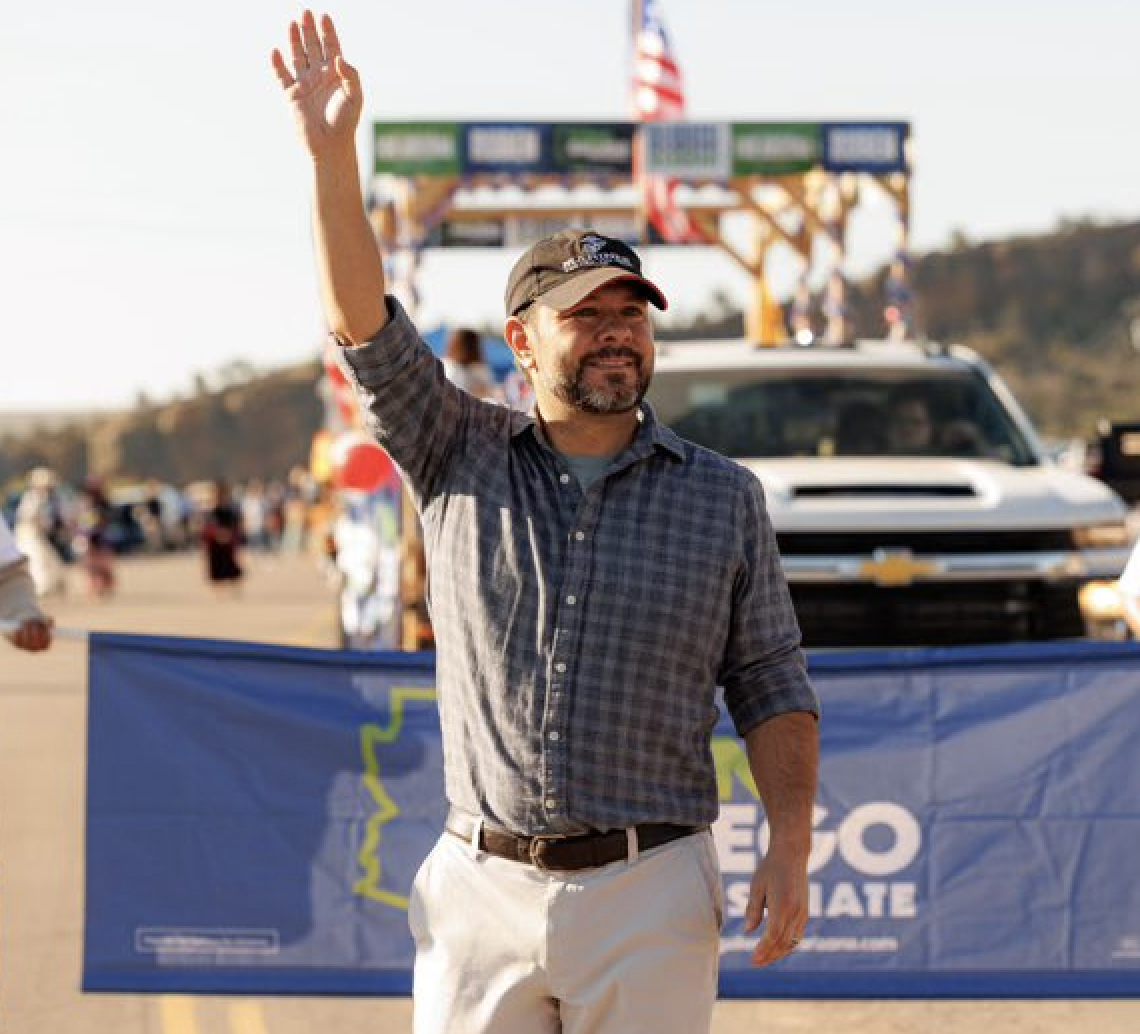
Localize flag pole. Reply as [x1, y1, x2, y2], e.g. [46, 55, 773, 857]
[630, 0, 649, 244]
[632, 0, 642, 71]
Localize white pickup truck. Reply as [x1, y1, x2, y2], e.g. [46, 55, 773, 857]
[647, 339, 1132, 649]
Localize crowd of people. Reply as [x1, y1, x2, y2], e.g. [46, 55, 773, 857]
[0, 465, 330, 605]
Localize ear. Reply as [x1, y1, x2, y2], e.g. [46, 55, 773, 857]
[504, 316, 536, 372]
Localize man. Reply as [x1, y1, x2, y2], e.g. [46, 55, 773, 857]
[1, 512, 53, 652]
[273, 12, 819, 1033]
[886, 390, 935, 455]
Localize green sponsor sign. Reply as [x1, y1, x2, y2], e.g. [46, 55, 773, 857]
[552, 124, 635, 175]
[732, 123, 821, 175]
[428, 220, 507, 248]
[373, 122, 462, 176]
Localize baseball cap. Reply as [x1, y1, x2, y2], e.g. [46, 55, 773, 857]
[504, 229, 668, 318]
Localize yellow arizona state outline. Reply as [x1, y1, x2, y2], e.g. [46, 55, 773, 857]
[354, 687, 438, 909]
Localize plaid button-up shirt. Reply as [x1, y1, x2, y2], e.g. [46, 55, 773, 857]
[341, 299, 819, 835]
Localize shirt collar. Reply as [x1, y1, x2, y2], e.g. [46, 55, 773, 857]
[510, 402, 686, 463]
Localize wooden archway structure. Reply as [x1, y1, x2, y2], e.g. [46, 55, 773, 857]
[366, 120, 913, 344]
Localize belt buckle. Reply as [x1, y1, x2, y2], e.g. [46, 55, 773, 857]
[527, 833, 565, 870]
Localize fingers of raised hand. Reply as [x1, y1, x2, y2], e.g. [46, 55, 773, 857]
[270, 48, 295, 89]
[284, 11, 330, 80]
[279, 12, 345, 86]
[288, 19, 313, 76]
[319, 12, 343, 62]
[300, 9, 326, 66]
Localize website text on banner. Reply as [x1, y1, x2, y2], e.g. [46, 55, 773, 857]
[85, 635, 1140, 997]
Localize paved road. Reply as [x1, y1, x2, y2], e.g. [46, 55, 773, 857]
[2, 550, 1137, 1033]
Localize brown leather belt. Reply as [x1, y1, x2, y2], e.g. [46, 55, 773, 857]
[445, 812, 701, 871]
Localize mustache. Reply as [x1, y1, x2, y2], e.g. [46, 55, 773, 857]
[582, 347, 642, 365]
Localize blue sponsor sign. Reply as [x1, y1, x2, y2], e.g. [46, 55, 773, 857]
[84, 635, 1140, 996]
[461, 123, 551, 175]
[822, 122, 910, 173]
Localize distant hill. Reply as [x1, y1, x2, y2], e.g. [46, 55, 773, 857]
[0, 361, 323, 491]
[0, 411, 108, 441]
[3, 217, 1139, 489]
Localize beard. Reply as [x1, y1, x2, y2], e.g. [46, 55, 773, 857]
[545, 347, 650, 415]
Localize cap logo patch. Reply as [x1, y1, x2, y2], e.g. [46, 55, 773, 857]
[581, 233, 608, 261]
[560, 233, 635, 273]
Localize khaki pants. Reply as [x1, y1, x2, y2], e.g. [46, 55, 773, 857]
[409, 828, 724, 1034]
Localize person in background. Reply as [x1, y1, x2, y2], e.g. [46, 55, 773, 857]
[441, 326, 498, 400]
[201, 479, 245, 595]
[73, 479, 116, 598]
[885, 389, 935, 455]
[14, 467, 69, 596]
[274, 13, 819, 1033]
[282, 467, 313, 553]
[1, 512, 53, 651]
[143, 478, 175, 551]
[305, 482, 340, 585]
[264, 479, 287, 551]
[501, 366, 535, 413]
[241, 480, 270, 552]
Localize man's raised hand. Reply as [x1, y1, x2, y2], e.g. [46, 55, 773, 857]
[271, 10, 362, 159]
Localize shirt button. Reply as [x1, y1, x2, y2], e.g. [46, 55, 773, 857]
[565, 594, 577, 605]
[574, 531, 586, 542]
[548, 730, 561, 741]
[559, 473, 571, 484]
[554, 662, 567, 673]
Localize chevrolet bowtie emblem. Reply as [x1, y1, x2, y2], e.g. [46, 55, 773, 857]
[859, 549, 937, 587]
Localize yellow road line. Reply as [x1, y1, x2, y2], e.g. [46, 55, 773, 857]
[229, 1001, 272, 1034]
[160, 996, 201, 1034]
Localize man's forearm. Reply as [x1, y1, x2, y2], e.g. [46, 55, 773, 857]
[744, 711, 819, 850]
[311, 145, 389, 344]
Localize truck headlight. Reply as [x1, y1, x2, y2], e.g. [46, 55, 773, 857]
[1073, 522, 1131, 549]
[1079, 581, 1125, 620]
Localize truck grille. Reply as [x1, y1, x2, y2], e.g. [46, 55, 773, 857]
[789, 581, 1086, 648]
[777, 530, 1074, 555]
[791, 484, 977, 498]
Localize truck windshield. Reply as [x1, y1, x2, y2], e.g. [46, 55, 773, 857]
[647, 366, 1039, 466]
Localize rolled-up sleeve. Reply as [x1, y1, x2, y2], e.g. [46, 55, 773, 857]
[336, 296, 469, 505]
[718, 474, 820, 736]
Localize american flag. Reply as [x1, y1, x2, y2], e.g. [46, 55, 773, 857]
[633, 0, 706, 244]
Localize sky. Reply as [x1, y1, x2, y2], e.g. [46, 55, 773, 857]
[2, 0, 1138, 412]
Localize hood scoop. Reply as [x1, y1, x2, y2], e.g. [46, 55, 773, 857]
[792, 483, 978, 498]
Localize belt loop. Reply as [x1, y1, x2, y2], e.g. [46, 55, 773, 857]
[467, 816, 485, 860]
[625, 826, 639, 866]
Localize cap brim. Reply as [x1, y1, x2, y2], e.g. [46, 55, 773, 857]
[537, 268, 668, 313]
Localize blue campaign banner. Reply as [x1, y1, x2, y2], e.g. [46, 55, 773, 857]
[84, 635, 1140, 997]
[84, 634, 442, 995]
